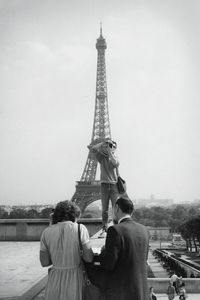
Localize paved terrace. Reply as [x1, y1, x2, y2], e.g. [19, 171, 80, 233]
[1, 237, 200, 300]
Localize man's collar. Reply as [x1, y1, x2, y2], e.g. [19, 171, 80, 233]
[118, 215, 132, 224]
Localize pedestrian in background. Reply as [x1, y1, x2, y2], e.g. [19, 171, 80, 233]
[149, 286, 157, 300]
[167, 281, 176, 300]
[179, 282, 188, 300]
[170, 272, 178, 294]
[176, 273, 183, 295]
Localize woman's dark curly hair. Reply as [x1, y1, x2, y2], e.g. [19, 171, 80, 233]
[52, 200, 81, 224]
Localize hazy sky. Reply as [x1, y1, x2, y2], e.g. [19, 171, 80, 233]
[0, 0, 200, 205]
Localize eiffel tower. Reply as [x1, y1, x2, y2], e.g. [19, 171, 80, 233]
[71, 26, 112, 213]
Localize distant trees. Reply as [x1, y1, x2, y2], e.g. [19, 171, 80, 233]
[0, 207, 8, 219]
[82, 210, 101, 219]
[179, 216, 200, 252]
[134, 204, 200, 230]
[0, 207, 53, 219]
[134, 206, 171, 227]
[81, 203, 200, 233]
[9, 208, 28, 219]
[40, 207, 53, 219]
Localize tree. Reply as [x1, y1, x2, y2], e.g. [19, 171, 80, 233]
[40, 207, 53, 219]
[82, 210, 101, 218]
[0, 207, 8, 219]
[188, 217, 200, 252]
[179, 216, 200, 252]
[151, 206, 169, 227]
[193, 217, 200, 247]
[9, 208, 28, 219]
[179, 222, 192, 251]
[134, 209, 142, 221]
[26, 209, 40, 219]
[172, 205, 188, 221]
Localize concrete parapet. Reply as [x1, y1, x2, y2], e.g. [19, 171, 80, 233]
[0, 218, 103, 241]
[148, 278, 200, 293]
[0, 219, 49, 241]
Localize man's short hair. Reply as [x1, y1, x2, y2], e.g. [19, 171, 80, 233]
[116, 197, 134, 214]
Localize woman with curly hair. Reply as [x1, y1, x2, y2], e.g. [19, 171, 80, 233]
[40, 200, 93, 300]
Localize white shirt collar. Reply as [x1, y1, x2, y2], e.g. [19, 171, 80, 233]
[118, 215, 131, 224]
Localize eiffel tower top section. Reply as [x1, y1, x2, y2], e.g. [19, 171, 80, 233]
[91, 24, 111, 144]
[96, 24, 107, 50]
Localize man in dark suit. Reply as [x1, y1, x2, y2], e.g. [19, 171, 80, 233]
[99, 196, 149, 300]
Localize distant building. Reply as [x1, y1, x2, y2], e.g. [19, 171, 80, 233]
[194, 199, 200, 204]
[147, 226, 171, 240]
[136, 194, 173, 207]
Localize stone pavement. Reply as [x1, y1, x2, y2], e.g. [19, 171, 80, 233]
[0, 235, 105, 300]
[0, 242, 47, 299]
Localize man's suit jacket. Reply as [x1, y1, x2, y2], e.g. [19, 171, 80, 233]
[99, 218, 149, 300]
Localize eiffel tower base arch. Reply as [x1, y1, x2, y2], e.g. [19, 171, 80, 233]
[71, 181, 101, 214]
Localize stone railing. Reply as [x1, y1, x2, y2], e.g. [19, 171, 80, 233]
[148, 278, 200, 293]
[154, 249, 200, 278]
[0, 218, 103, 241]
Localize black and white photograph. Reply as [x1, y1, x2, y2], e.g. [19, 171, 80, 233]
[0, 0, 200, 299]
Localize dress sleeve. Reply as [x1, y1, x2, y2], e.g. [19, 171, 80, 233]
[80, 224, 90, 245]
[40, 229, 48, 252]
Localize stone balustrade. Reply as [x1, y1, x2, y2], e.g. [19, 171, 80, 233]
[148, 278, 200, 293]
[0, 218, 103, 241]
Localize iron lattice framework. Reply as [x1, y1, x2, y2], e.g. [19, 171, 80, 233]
[71, 27, 112, 212]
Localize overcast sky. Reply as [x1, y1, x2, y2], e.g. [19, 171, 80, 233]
[0, 0, 200, 206]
